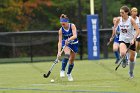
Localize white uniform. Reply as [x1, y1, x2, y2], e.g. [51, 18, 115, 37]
[130, 16, 140, 37]
[135, 16, 140, 38]
[134, 16, 140, 28]
[118, 16, 134, 43]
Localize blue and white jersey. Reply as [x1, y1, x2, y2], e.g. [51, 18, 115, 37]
[61, 23, 79, 53]
[114, 26, 120, 38]
[112, 26, 120, 43]
[61, 23, 78, 44]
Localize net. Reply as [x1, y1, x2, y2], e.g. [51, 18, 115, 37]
[0, 29, 120, 63]
[0, 31, 58, 63]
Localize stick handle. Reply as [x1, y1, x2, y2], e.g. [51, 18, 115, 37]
[43, 45, 66, 78]
[56, 45, 66, 60]
[107, 35, 115, 46]
[60, 45, 66, 55]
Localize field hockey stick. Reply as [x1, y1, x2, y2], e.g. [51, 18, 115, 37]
[115, 45, 131, 71]
[107, 30, 120, 46]
[43, 45, 66, 78]
[107, 35, 115, 46]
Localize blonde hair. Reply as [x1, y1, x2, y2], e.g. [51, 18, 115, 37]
[131, 7, 138, 12]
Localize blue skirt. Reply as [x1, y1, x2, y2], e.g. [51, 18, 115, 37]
[114, 36, 119, 43]
[62, 40, 79, 53]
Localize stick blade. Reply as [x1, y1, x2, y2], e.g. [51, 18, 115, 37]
[43, 71, 51, 78]
[115, 62, 121, 71]
[115, 66, 119, 71]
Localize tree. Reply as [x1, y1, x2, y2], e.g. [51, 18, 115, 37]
[0, 0, 53, 31]
[0, 0, 137, 32]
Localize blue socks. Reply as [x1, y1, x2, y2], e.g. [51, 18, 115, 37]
[61, 55, 74, 74]
[114, 51, 120, 60]
[67, 63, 74, 74]
[61, 58, 69, 71]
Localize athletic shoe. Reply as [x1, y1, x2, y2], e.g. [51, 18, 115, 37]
[129, 72, 134, 79]
[115, 59, 119, 64]
[67, 74, 73, 81]
[122, 58, 127, 68]
[60, 70, 65, 78]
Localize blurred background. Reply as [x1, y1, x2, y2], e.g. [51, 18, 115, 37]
[0, 0, 140, 63]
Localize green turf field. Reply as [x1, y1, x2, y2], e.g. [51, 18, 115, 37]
[0, 58, 140, 93]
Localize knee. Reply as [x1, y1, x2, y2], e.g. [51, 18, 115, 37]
[69, 57, 75, 63]
[120, 52, 125, 57]
[130, 56, 134, 62]
[64, 54, 70, 59]
[113, 47, 118, 52]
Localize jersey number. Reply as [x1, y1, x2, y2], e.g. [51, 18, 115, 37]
[121, 29, 127, 33]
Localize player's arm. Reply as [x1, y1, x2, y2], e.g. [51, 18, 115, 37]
[111, 28, 115, 37]
[131, 18, 140, 41]
[113, 17, 120, 35]
[68, 24, 77, 41]
[58, 28, 62, 53]
[110, 27, 115, 41]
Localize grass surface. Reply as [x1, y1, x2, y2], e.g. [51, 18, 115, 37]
[0, 58, 140, 93]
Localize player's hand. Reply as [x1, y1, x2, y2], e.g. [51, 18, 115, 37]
[65, 40, 69, 45]
[110, 37, 113, 42]
[57, 51, 61, 58]
[130, 39, 135, 45]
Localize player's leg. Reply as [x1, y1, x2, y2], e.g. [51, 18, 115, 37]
[135, 37, 140, 60]
[66, 43, 78, 81]
[60, 46, 70, 78]
[67, 51, 75, 81]
[129, 50, 135, 78]
[135, 38, 140, 61]
[137, 40, 140, 52]
[113, 42, 120, 64]
[119, 42, 128, 67]
[128, 44, 136, 78]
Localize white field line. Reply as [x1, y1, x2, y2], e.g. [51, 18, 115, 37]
[31, 83, 119, 88]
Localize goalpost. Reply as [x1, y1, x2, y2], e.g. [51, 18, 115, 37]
[87, 0, 100, 60]
[90, 0, 94, 15]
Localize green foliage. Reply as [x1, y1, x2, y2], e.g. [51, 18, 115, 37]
[106, 0, 126, 27]
[0, 0, 139, 31]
